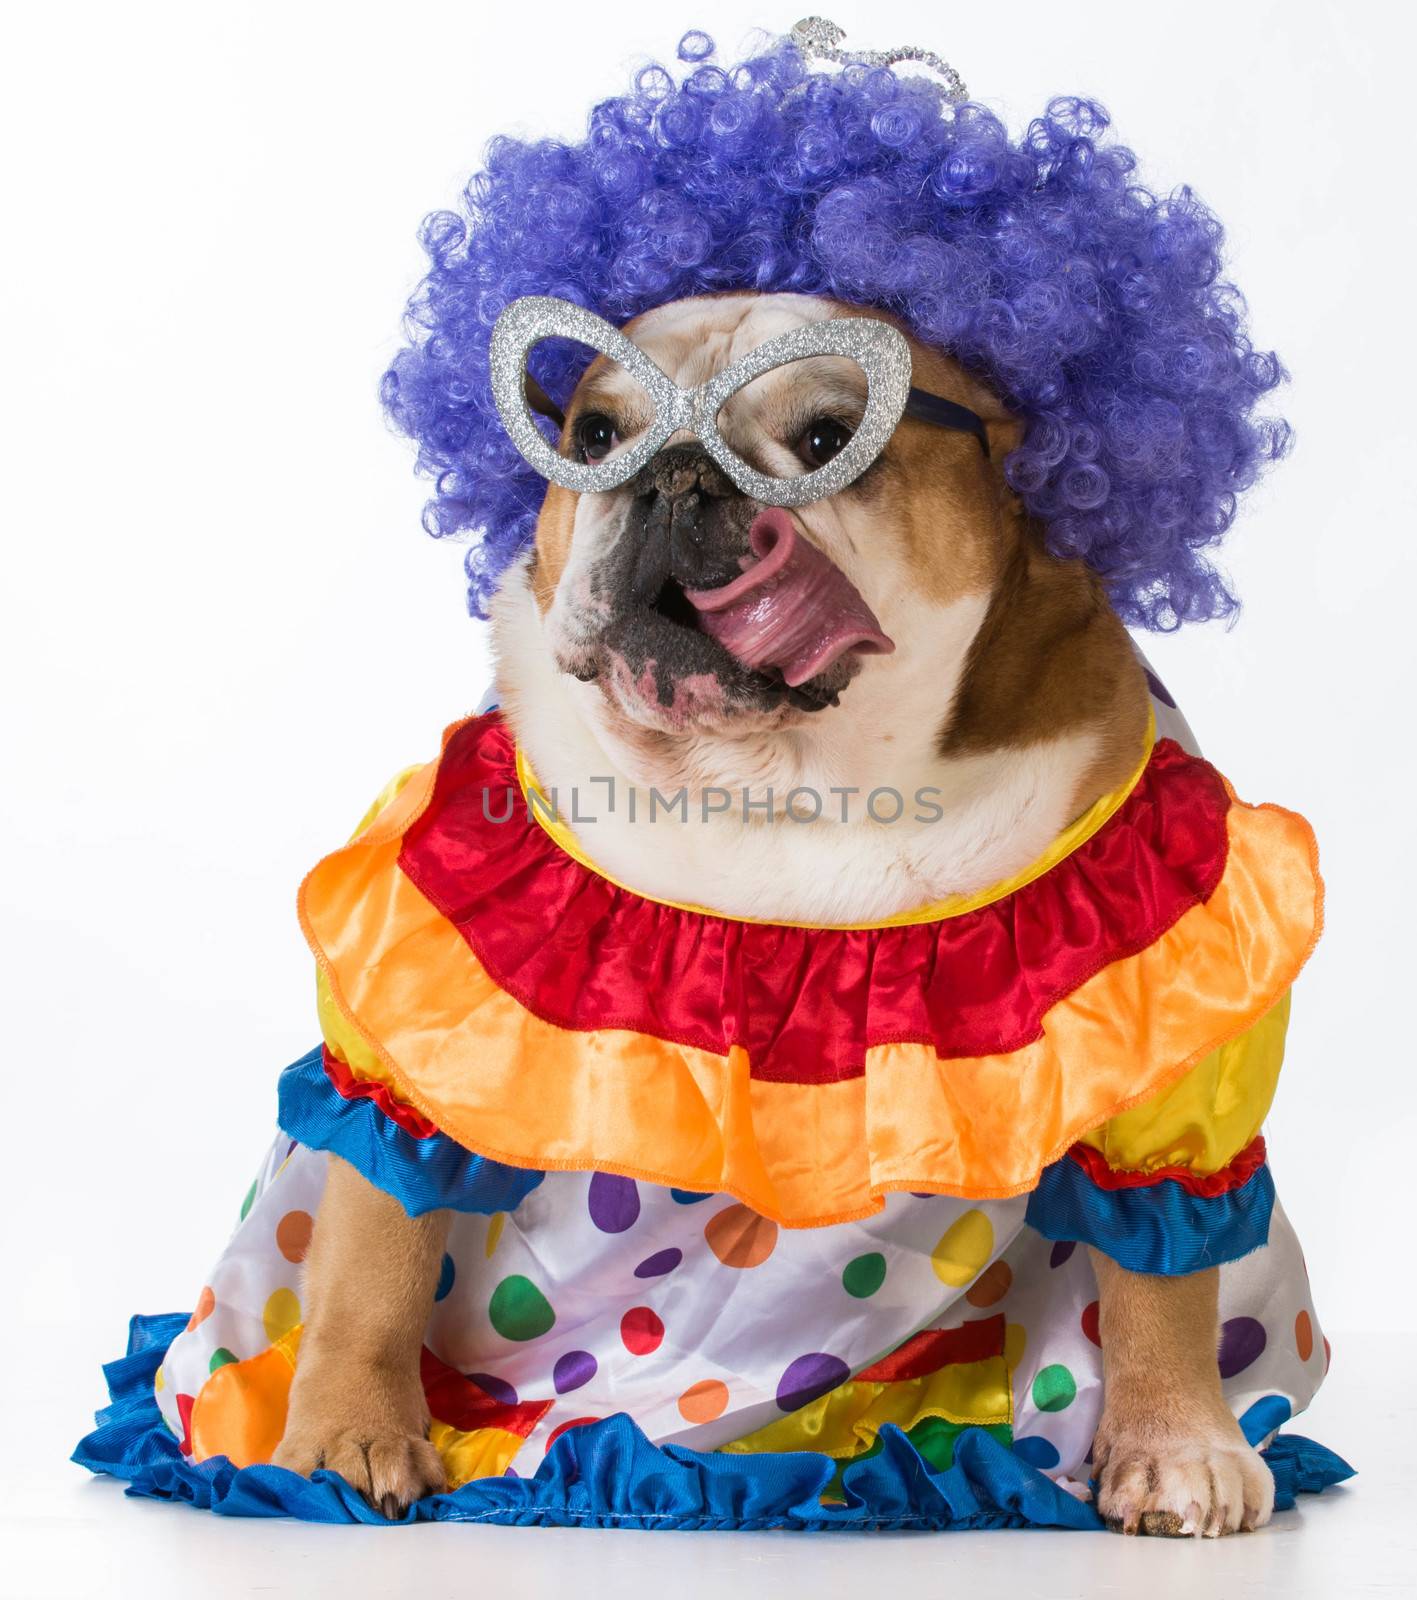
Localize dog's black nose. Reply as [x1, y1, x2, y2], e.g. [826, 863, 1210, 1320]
[630, 445, 752, 592]
[636, 444, 735, 504]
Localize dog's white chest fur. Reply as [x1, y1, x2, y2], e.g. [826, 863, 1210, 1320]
[493, 564, 1101, 924]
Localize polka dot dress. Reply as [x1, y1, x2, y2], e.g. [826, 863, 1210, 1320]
[154, 1134, 1327, 1486]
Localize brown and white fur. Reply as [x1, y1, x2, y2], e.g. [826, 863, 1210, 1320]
[275, 293, 1274, 1536]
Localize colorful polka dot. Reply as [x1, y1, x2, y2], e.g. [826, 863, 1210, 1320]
[435, 1253, 456, 1302]
[275, 1210, 314, 1264]
[262, 1287, 300, 1344]
[965, 1260, 1013, 1308]
[678, 1379, 730, 1424]
[1081, 1300, 1101, 1347]
[485, 1213, 505, 1258]
[671, 1189, 711, 1205]
[553, 1350, 597, 1393]
[842, 1252, 887, 1299]
[777, 1353, 849, 1412]
[930, 1209, 994, 1287]
[705, 1204, 778, 1269]
[1049, 1240, 1076, 1268]
[488, 1274, 556, 1341]
[621, 1306, 665, 1355]
[1323, 1336, 1332, 1373]
[239, 1179, 257, 1222]
[1013, 1434, 1061, 1470]
[1295, 1309, 1314, 1362]
[209, 1348, 237, 1374]
[468, 1372, 518, 1406]
[186, 1286, 215, 1332]
[1217, 1316, 1267, 1379]
[587, 1173, 641, 1233]
[154, 1367, 166, 1393]
[546, 1416, 598, 1451]
[634, 1248, 683, 1279]
[1031, 1363, 1077, 1412]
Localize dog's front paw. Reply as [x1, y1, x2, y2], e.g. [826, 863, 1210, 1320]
[273, 1368, 446, 1518]
[1093, 1417, 1274, 1537]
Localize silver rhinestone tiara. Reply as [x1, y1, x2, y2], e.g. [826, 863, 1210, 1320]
[789, 16, 968, 103]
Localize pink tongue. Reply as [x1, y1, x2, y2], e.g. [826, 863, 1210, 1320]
[682, 509, 895, 687]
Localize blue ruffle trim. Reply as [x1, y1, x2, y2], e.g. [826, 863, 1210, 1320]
[73, 1314, 1353, 1531]
[1026, 1153, 1275, 1275]
[276, 1046, 544, 1218]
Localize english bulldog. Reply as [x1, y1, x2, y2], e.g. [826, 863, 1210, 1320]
[272, 290, 1278, 1537]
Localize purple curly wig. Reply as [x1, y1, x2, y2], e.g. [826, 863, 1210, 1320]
[381, 29, 1289, 629]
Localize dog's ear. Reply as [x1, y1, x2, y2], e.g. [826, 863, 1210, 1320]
[525, 375, 565, 430]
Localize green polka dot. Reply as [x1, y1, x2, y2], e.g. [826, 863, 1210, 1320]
[1031, 1363, 1077, 1413]
[209, 1348, 238, 1374]
[842, 1252, 887, 1299]
[488, 1274, 556, 1341]
[239, 1178, 257, 1221]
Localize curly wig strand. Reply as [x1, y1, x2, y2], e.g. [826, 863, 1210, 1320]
[380, 30, 1290, 629]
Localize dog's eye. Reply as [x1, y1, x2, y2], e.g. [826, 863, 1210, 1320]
[575, 412, 619, 463]
[798, 417, 854, 468]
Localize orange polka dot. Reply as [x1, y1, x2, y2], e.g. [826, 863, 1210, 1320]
[1295, 1309, 1314, 1362]
[705, 1204, 778, 1269]
[678, 1379, 730, 1425]
[1323, 1336, 1331, 1373]
[275, 1210, 314, 1264]
[965, 1259, 1013, 1308]
[186, 1286, 215, 1332]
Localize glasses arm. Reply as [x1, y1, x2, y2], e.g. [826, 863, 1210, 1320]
[903, 388, 991, 457]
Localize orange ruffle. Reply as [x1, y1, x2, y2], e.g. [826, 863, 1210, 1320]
[299, 725, 1322, 1228]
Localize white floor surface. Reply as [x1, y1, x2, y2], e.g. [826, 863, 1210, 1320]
[3, 1328, 1409, 1599]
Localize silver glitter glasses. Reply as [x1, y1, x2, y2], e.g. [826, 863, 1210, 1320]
[490, 296, 990, 509]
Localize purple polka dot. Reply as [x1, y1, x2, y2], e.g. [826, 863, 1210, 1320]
[1049, 1240, 1076, 1268]
[776, 1353, 850, 1413]
[588, 1173, 641, 1233]
[634, 1247, 683, 1279]
[467, 1372, 518, 1406]
[1218, 1316, 1267, 1379]
[553, 1350, 598, 1394]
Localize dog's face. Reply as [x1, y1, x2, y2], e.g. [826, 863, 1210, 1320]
[525, 292, 1020, 739]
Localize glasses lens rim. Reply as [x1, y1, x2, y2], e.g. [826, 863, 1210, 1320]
[489, 296, 912, 506]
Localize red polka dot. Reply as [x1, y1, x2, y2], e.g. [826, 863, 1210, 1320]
[1323, 1336, 1331, 1373]
[1295, 1309, 1314, 1362]
[545, 1416, 598, 1450]
[621, 1306, 664, 1355]
[1081, 1300, 1101, 1347]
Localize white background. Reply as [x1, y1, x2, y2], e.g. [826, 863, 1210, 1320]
[2, 2, 1414, 1594]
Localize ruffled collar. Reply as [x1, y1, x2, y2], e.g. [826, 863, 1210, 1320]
[299, 712, 1322, 1225]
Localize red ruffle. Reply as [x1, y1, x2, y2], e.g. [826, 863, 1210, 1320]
[1067, 1135, 1269, 1197]
[323, 1045, 440, 1139]
[396, 717, 1232, 1087]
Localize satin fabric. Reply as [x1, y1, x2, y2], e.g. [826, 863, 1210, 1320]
[298, 716, 1322, 1227]
[399, 722, 1231, 1082]
[73, 1314, 1353, 1529]
[281, 1046, 1277, 1271]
